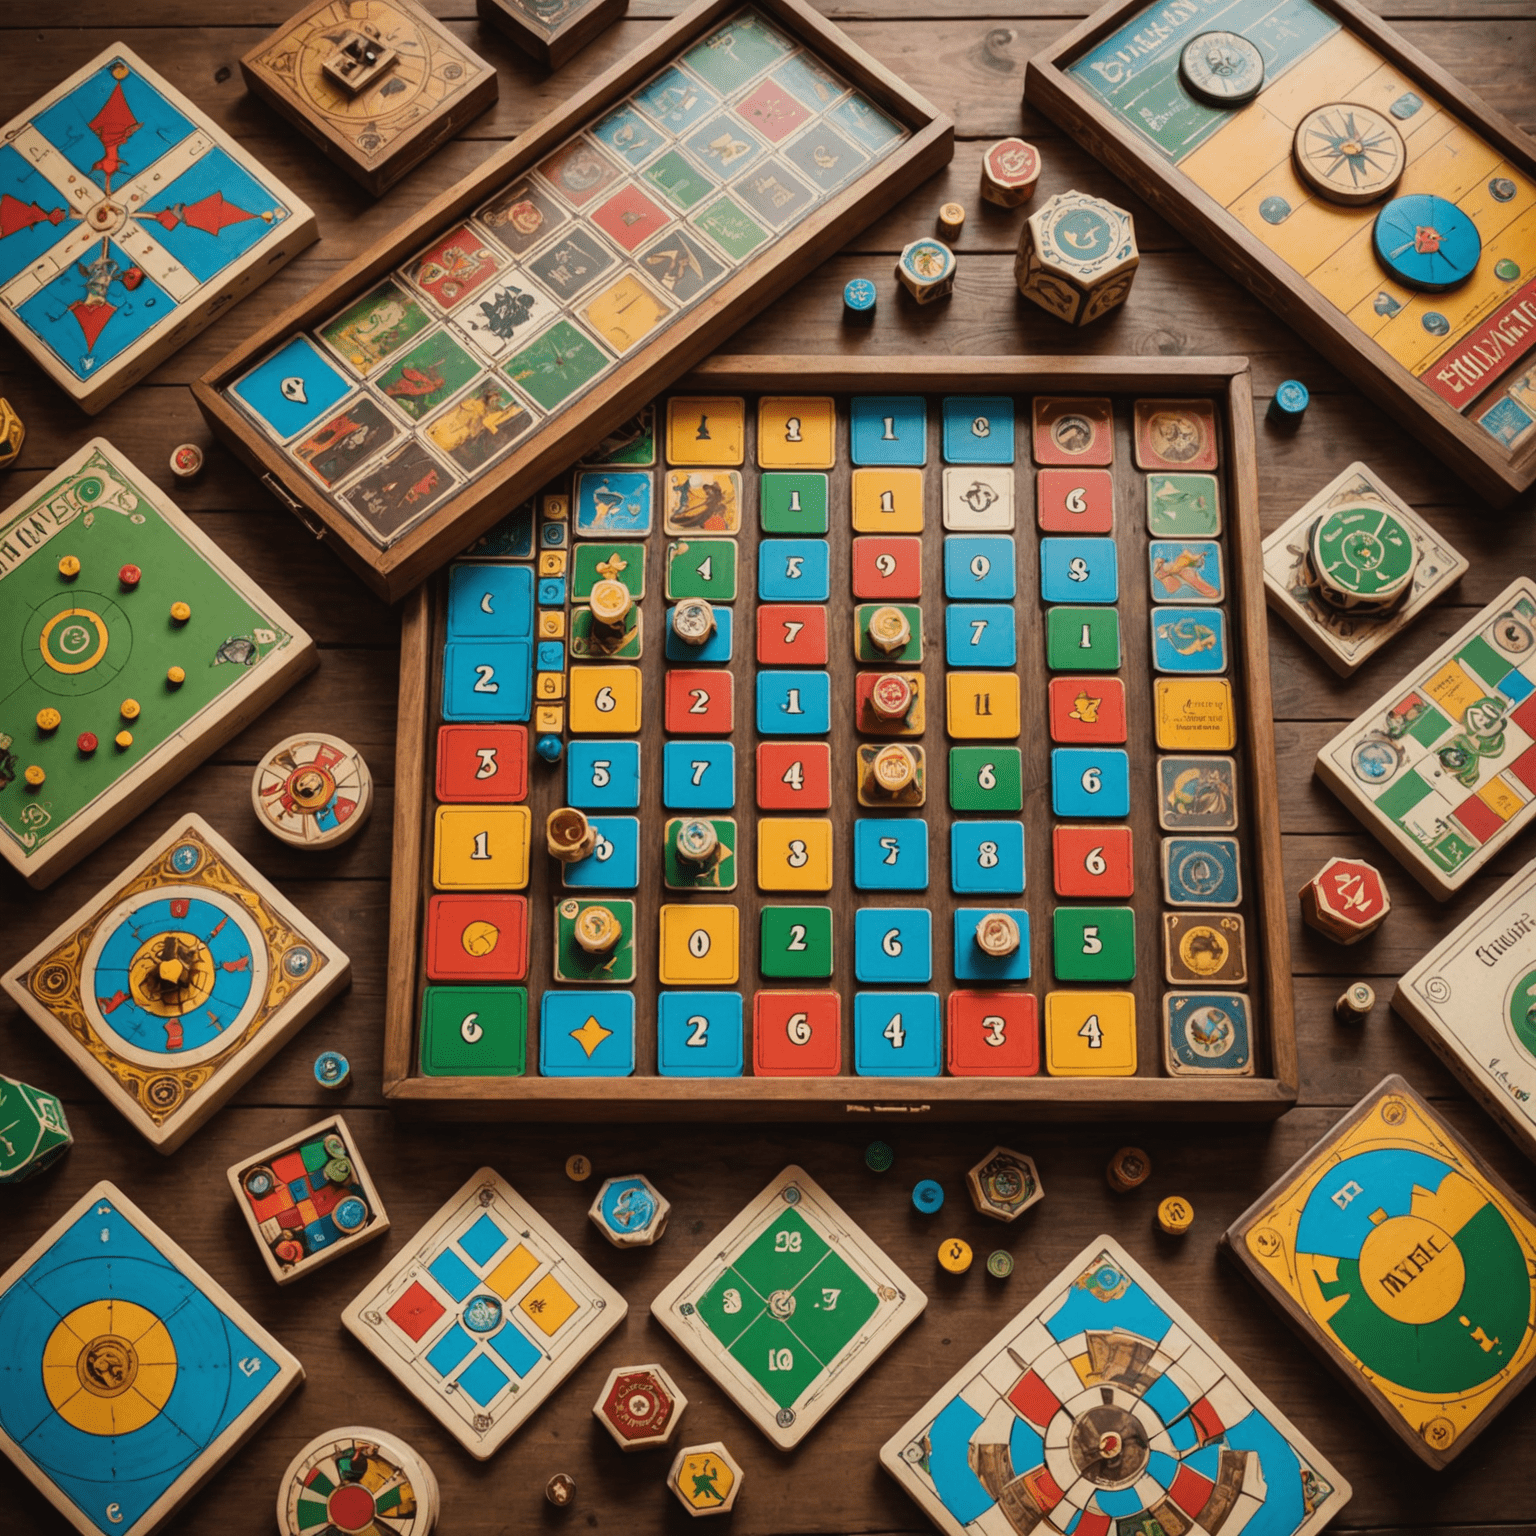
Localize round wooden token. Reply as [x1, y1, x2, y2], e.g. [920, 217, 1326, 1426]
[566, 1154, 593, 1181]
[575, 905, 622, 955]
[589, 578, 632, 627]
[871, 744, 917, 795]
[1373, 193, 1482, 290]
[1335, 982, 1376, 1022]
[1308, 504, 1420, 612]
[547, 806, 596, 863]
[1107, 1146, 1151, 1192]
[938, 201, 966, 240]
[1156, 1196, 1194, 1235]
[1179, 31, 1264, 105]
[671, 597, 716, 646]
[986, 1249, 1014, 1278]
[938, 1237, 973, 1274]
[169, 442, 204, 480]
[546, 1474, 577, 1507]
[980, 138, 1041, 207]
[675, 817, 719, 865]
[252, 733, 374, 850]
[975, 912, 1021, 956]
[1293, 102, 1405, 206]
[278, 1427, 439, 1535]
[870, 673, 914, 721]
[867, 605, 911, 654]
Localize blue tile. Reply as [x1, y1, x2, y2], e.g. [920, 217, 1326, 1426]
[854, 818, 929, 890]
[539, 990, 636, 1076]
[489, 1321, 543, 1378]
[850, 395, 926, 466]
[853, 991, 941, 1075]
[459, 1213, 509, 1268]
[1501, 668, 1536, 704]
[448, 563, 535, 640]
[456, 1351, 511, 1406]
[665, 603, 734, 662]
[1151, 608, 1228, 674]
[1051, 748, 1130, 817]
[945, 603, 1017, 667]
[657, 991, 744, 1076]
[758, 539, 829, 600]
[428, 1248, 480, 1302]
[1040, 538, 1119, 605]
[953, 908, 1031, 982]
[950, 821, 1025, 895]
[538, 577, 567, 606]
[426, 1322, 475, 1376]
[942, 396, 1015, 464]
[1163, 836, 1241, 906]
[442, 641, 531, 722]
[537, 641, 566, 672]
[855, 908, 932, 983]
[757, 670, 829, 734]
[944, 536, 1016, 600]
[562, 816, 640, 890]
[663, 740, 735, 809]
[567, 740, 641, 809]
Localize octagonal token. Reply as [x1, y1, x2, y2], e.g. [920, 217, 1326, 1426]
[1299, 855, 1391, 943]
[966, 1145, 1044, 1221]
[594, 1362, 688, 1451]
[668, 1442, 743, 1516]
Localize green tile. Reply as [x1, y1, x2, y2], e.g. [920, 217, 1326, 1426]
[1458, 634, 1510, 691]
[1052, 906, 1135, 981]
[573, 542, 645, 600]
[420, 985, 527, 1075]
[760, 905, 834, 979]
[760, 473, 829, 533]
[1047, 606, 1120, 670]
[666, 537, 737, 600]
[1407, 702, 1450, 749]
[1375, 768, 1433, 822]
[948, 747, 1023, 812]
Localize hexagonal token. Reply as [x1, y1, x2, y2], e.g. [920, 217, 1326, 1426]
[966, 1145, 1044, 1222]
[594, 1362, 688, 1451]
[1299, 855, 1391, 943]
[589, 1174, 670, 1247]
[0, 1075, 71, 1183]
[668, 1442, 743, 1516]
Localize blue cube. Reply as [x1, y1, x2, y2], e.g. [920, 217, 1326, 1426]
[945, 603, 1017, 668]
[442, 641, 531, 722]
[663, 740, 735, 809]
[854, 818, 929, 891]
[665, 604, 734, 662]
[566, 740, 641, 809]
[855, 907, 932, 983]
[942, 396, 1015, 465]
[851, 395, 927, 466]
[854, 991, 942, 1075]
[1040, 538, 1119, 604]
[953, 908, 1031, 982]
[757, 670, 830, 734]
[447, 563, 535, 640]
[657, 991, 744, 1077]
[539, 990, 635, 1076]
[950, 821, 1025, 895]
[1051, 748, 1131, 817]
[561, 816, 639, 890]
[758, 539, 830, 601]
[944, 536, 1016, 599]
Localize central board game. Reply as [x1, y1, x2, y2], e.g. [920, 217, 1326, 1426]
[195, 0, 952, 601]
[1026, 0, 1536, 505]
[381, 357, 1296, 1121]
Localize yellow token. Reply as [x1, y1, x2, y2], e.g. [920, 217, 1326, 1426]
[535, 704, 565, 734]
[36, 708, 61, 732]
[947, 672, 1021, 739]
[57, 555, 80, 579]
[166, 666, 185, 686]
[538, 549, 568, 578]
[871, 743, 917, 794]
[658, 903, 740, 985]
[120, 698, 140, 720]
[565, 1155, 592, 1181]
[938, 1237, 973, 1274]
[588, 579, 632, 628]
[114, 730, 133, 750]
[1157, 1196, 1194, 1235]
[574, 903, 622, 955]
[757, 817, 833, 892]
[23, 765, 45, 787]
[867, 605, 912, 655]
[170, 601, 191, 622]
[536, 672, 566, 700]
[433, 804, 531, 891]
[851, 467, 924, 531]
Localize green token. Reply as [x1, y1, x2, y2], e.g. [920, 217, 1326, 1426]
[865, 1140, 894, 1172]
[1496, 258, 1521, 282]
[1309, 505, 1419, 610]
[322, 1133, 346, 1159]
[987, 1250, 1014, 1278]
[323, 1156, 353, 1185]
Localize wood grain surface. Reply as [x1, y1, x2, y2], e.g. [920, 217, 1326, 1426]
[1, 2, 1534, 1533]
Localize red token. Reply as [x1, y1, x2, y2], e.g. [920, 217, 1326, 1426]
[119, 563, 141, 589]
[77, 732, 98, 754]
[870, 673, 913, 721]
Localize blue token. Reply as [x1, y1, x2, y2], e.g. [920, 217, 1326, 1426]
[314, 1050, 350, 1088]
[855, 992, 941, 1076]
[663, 740, 735, 809]
[1040, 537, 1119, 604]
[950, 821, 1024, 895]
[658, 991, 744, 1076]
[538, 577, 566, 606]
[537, 641, 566, 672]
[1051, 748, 1130, 817]
[1267, 380, 1309, 425]
[757, 670, 830, 734]
[854, 908, 932, 984]
[567, 740, 641, 808]
[946, 603, 1017, 667]
[844, 277, 877, 318]
[1373, 194, 1481, 291]
[536, 734, 563, 762]
[758, 538, 830, 601]
[912, 1178, 944, 1213]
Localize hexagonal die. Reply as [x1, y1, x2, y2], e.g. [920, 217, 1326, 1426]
[588, 1173, 671, 1247]
[1299, 856, 1391, 944]
[980, 138, 1041, 208]
[966, 1146, 1043, 1222]
[668, 1441, 743, 1516]
[593, 1362, 688, 1451]
[896, 237, 955, 305]
[1015, 190, 1139, 327]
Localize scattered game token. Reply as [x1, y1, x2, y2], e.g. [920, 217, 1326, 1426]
[22, 765, 44, 788]
[1179, 30, 1264, 105]
[896, 237, 956, 305]
[75, 732, 97, 755]
[865, 1140, 894, 1172]
[1267, 379, 1309, 426]
[844, 277, 877, 320]
[0, 397, 24, 469]
[1107, 1146, 1151, 1191]
[536, 733, 563, 762]
[985, 1249, 1014, 1278]
[333, 1195, 371, 1235]
[35, 708, 60, 732]
[594, 1362, 688, 1452]
[588, 577, 632, 628]
[565, 1154, 592, 1181]
[974, 912, 1021, 957]
[243, 1166, 277, 1198]
[667, 1442, 743, 1516]
[966, 1146, 1043, 1221]
[253, 733, 375, 850]
[870, 672, 914, 721]
[1293, 102, 1405, 206]
[1300, 856, 1391, 943]
[314, 1050, 351, 1089]
[169, 443, 205, 481]
[120, 698, 140, 720]
[114, 730, 133, 750]
[323, 1155, 353, 1184]
[589, 1173, 671, 1247]
[166, 665, 186, 686]
[56, 555, 79, 579]
[1373, 193, 1482, 290]
[672, 596, 716, 647]
[545, 1473, 576, 1507]
[547, 806, 597, 863]
[277, 1425, 438, 1535]
[170, 600, 192, 622]
[119, 563, 141, 589]
[1309, 503, 1419, 613]
[980, 137, 1041, 207]
[937, 201, 966, 240]
[938, 1237, 973, 1274]
[867, 604, 912, 654]
[1157, 1195, 1194, 1235]
[913, 1178, 944, 1213]
[323, 1132, 347, 1158]
[1335, 981, 1376, 1022]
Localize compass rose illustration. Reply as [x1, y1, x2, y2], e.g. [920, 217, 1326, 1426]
[1293, 101, 1406, 205]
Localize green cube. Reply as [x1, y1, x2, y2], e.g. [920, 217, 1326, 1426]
[573, 542, 645, 600]
[855, 603, 922, 663]
[760, 472, 829, 533]
[420, 985, 527, 1075]
[666, 537, 737, 600]
[1047, 607, 1120, 671]
[948, 747, 1023, 812]
[1053, 906, 1136, 981]
[760, 905, 834, 979]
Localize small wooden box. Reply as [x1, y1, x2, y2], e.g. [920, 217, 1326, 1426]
[242, 0, 499, 197]
[479, 0, 629, 71]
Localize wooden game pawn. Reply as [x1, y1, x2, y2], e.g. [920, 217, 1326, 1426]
[671, 598, 716, 647]
[547, 807, 596, 863]
[588, 579, 632, 632]
[867, 605, 911, 654]
[870, 744, 917, 797]
[675, 818, 718, 866]
[1335, 982, 1375, 1022]
[975, 912, 1020, 956]
[869, 673, 914, 722]
[1107, 1146, 1150, 1192]
[574, 905, 622, 955]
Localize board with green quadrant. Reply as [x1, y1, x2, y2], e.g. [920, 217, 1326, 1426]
[0, 439, 314, 889]
[651, 1165, 926, 1447]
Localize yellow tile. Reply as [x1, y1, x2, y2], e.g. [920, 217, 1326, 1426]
[538, 611, 566, 639]
[542, 493, 569, 521]
[536, 672, 566, 700]
[1044, 991, 1137, 1076]
[946, 673, 1020, 739]
[1479, 777, 1525, 822]
[486, 1243, 539, 1298]
[434, 804, 531, 891]
[1258, 32, 1382, 129]
[757, 818, 833, 892]
[539, 549, 568, 577]
[580, 274, 671, 355]
[758, 396, 836, 469]
[1154, 679, 1235, 751]
[519, 1272, 579, 1335]
[667, 395, 745, 465]
[535, 704, 565, 733]
[851, 467, 924, 532]
[569, 665, 642, 733]
[659, 903, 740, 985]
[1425, 661, 1484, 719]
[1181, 104, 1296, 209]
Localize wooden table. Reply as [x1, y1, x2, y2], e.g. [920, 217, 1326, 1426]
[3, 5, 1535, 1533]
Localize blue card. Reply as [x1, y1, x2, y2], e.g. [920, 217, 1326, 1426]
[855, 908, 932, 983]
[1040, 537, 1119, 605]
[442, 641, 531, 722]
[950, 821, 1024, 895]
[1051, 748, 1129, 817]
[447, 563, 535, 641]
[663, 740, 735, 809]
[758, 538, 830, 600]
[946, 603, 1017, 668]
[1162, 835, 1242, 906]
[942, 396, 1015, 464]
[944, 536, 1016, 600]
[850, 395, 926, 465]
[574, 471, 653, 537]
[1152, 608, 1227, 673]
[232, 336, 350, 440]
[757, 670, 829, 734]
[854, 817, 929, 890]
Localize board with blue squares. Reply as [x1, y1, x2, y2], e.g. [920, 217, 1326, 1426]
[386, 364, 1293, 1120]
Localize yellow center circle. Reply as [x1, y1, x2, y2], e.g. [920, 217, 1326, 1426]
[128, 930, 217, 1017]
[40, 607, 109, 675]
[1358, 1213, 1465, 1325]
[287, 765, 336, 811]
[43, 1300, 177, 1435]
[461, 920, 501, 956]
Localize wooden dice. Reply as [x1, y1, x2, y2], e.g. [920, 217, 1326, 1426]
[589, 1173, 670, 1246]
[594, 1363, 687, 1451]
[1300, 856, 1391, 944]
[0, 1075, 71, 1182]
[1015, 190, 1139, 326]
[981, 138, 1041, 207]
[896, 238, 956, 305]
[967, 1145, 1043, 1222]
[668, 1443, 743, 1517]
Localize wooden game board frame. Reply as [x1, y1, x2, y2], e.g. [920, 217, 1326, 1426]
[241, 0, 499, 196]
[1025, 0, 1536, 508]
[381, 354, 1298, 1122]
[479, 0, 629, 71]
[194, 0, 953, 604]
